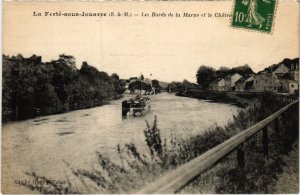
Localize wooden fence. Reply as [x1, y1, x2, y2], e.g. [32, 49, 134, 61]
[137, 99, 299, 194]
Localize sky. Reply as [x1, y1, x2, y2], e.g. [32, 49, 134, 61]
[3, 1, 299, 83]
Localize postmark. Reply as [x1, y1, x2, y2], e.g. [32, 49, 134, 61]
[231, 0, 277, 33]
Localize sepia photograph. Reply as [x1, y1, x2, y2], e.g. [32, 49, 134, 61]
[1, 0, 299, 194]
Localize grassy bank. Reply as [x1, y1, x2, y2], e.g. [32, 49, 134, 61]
[19, 93, 298, 193]
[269, 140, 299, 193]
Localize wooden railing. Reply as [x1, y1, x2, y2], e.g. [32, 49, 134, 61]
[137, 99, 299, 194]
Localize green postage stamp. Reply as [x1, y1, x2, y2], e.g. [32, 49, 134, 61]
[231, 0, 277, 33]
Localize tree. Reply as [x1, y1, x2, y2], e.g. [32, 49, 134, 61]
[128, 81, 151, 92]
[58, 54, 76, 70]
[216, 66, 230, 78]
[111, 73, 119, 81]
[33, 61, 60, 115]
[2, 54, 126, 121]
[196, 65, 216, 90]
[151, 79, 160, 88]
[151, 79, 161, 94]
[230, 64, 254, 76]
[50, 56, 78, 111]
[2, 55, 13, 121]
[111, 73, 125, 96]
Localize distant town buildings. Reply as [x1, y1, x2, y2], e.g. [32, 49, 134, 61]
[123, 77, 159, 94]
[209, 59, 299, 94]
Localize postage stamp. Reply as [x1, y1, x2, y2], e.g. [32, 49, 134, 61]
[231, 0, 277, 33]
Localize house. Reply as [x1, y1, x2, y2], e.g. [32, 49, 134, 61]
[291, 70, 299, 81]
[235, 77, 246, 92]
[218, 75, 231, 91]
[252, 73, 276, 92]
[206, 58, 299, 93]
[273, 64, 290, 75]
[245, 79, 254, 91]
[275, 79, 289, 93]
[272, 60, 299, 93]
[234, 75, 254, 92]
[273, 61, 299, 81]
[217, 79, 225, 91]
[231, 73, 243, 90]
[289, 80, 299, 94]
[273, 73, 292, 93]
[244, 75, 255, 91]
[217, 73, 242, 91]
[290, 63, 299, 81]
[209, 79, 221, 91]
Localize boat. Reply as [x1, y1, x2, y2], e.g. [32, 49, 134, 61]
[122, 74, 152, 117]
[122, 95, 151, 116]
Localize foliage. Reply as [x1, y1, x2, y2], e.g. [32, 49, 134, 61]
[229, 64, 254, 76]
[167, 80, 200, 93]
[215, 66, 231, 78]
[151, 79, 161, 93]
[2, 54, 124, 121]
[196, 65, 216, 90]
[128, 80, 151, 93]
[144, 116, 163, 159]
[151, 79, 160, 88]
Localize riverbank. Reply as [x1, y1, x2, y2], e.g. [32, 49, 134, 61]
[2, 96, 124, 124]
[176, 90, 253, 108]
[1, 95, 123, 124]
[176, 90, 297, 108]
[17, 93, 299, 193]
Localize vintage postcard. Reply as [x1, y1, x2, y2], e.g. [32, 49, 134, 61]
[1, 0, 299, 194]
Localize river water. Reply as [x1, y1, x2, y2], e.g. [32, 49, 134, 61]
[2, 93, 238, 193]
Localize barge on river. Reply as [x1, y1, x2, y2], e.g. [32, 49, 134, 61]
[122, 95, 151, 116]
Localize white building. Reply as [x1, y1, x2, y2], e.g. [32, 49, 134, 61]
[289, 80, 299, 94]
[231, 73, 243, 88]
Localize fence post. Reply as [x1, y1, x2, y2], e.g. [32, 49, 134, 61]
[274, 116, 280, 135]
[262, 126, 269, 157]
[274, 116, 281, 151]
[237, 143, 245, 169]
[281, 109, 289, 152]
[236, 143, 246, 192]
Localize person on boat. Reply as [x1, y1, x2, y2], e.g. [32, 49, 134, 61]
[135, 94, 141, 100]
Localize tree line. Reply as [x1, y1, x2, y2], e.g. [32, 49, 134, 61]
[167, 79, 200, 94]
[2, 54, 125, 121]
[128, 78, 162, 94]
